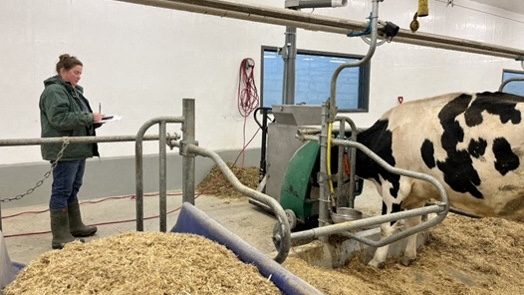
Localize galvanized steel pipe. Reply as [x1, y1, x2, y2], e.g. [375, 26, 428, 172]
[291, 204, 443, 241]
[0, 135, 167, 146]
[114, 0, 524, 60]
[335, 116, 358, 208]
[181, 99, 196, 205]
[328, 0, 379, 120]
[169, 141, 292, 263]
[135, 116, 185, 231]
[293, 135, 449, 245]
[0, 134, 175, 232]
[318, 103, 331, 227]
[159, 121, 168, 232]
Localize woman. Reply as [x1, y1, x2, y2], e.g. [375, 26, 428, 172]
[39, 54, 104, 249]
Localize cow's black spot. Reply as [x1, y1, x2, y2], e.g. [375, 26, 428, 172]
[356, 119, 400, 198]
[468, 138, 487, 158]
[492, 137, 520, 175]
[464, 92, 523, 127]
[437, 94, 483, 199]
[421, 139, 435, 169]
[438, 94, 470, 151]
[436, 150, 483, 198]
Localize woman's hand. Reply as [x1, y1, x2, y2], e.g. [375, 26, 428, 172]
[93, 113, 104, 123]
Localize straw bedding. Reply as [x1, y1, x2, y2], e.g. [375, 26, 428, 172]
[4, 232, 281, 295]
[285, 214, 524, 295]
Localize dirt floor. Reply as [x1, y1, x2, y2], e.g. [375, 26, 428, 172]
[199, 165, 524, 294]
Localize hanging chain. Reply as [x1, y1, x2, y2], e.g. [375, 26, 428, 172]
[0, 138, 70, 203]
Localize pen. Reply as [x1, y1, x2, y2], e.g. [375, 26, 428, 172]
[99, 103, 101, 113]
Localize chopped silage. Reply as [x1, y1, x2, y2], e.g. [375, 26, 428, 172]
[4, 232, 281, 295]
[197, 164, 259, 198]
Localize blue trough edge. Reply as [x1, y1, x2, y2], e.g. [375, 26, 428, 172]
[172, 202, 323, 295]
[7, 203, 323, 295]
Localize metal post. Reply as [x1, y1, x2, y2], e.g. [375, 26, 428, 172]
[318, 103, 330, 226]
[182, 99, 196, 204]
[257, 107, 270, 180]
[282, 26, 297, 105]
[336, 119, 347, 208]
[336, 117, 358, 207]
[159, 121, 167, 232]
[136, 136, 144, 231]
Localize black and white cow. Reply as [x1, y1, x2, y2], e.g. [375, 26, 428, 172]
[355, 91, 524, 267]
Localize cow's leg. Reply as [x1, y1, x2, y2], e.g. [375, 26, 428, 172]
[368, 222, 395, 268]
[400, 215, 422, 266]
[368, 178, 412, 268]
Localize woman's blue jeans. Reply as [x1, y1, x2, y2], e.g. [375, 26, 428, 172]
[49, 160, 86, 210]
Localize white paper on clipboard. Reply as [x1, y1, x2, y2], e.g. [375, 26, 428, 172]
[100, 115, 122, 123]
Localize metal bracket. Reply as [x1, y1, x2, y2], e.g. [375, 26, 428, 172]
[166, 132, 181, 150]
[179, 139, 198, 157]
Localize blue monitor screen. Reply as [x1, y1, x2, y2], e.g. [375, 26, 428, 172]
[262, 49, 364, 110]
[502, 70, 524, 96]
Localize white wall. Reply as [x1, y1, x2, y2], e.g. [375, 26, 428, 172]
[1, 0, 523, 165]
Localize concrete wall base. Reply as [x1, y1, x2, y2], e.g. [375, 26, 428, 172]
[0, 148, 261, 209]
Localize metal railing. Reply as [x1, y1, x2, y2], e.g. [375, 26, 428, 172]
[166, 140, 292, 263]
[135, 116, 184, 232]
[290, 134, 449, 247]
[1, 99, 292, 263]
[115, 0, 524, 60]
[0, 134, 167, 231]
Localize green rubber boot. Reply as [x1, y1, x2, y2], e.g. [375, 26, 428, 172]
[50, 208, 77, 249]
[68, 201, 97, 237]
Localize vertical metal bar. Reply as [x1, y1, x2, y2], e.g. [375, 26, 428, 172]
[259, 108, 269, 180]
[348, 125, 357, 208]
[337, 117, 358, 208]
[135, 116, 185, 232]
[0, 202, 3, 231]
[318, 103, 330, 226]
[282, 26, 297, 105]
[182, 98, 196, 204]
[336, 119, 346, 208]
[159, 121, 167, 232]
[135, 133, 144, 231]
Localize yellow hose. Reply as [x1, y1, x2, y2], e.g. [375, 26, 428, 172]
[326, 123, 335, 194]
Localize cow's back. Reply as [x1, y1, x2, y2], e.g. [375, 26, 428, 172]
[359, 92, 524, 220]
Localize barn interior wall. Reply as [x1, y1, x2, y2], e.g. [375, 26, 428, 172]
[0, 0, 523, 202]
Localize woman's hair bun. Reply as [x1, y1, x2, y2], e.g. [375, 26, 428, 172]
[59, 54, 71, 61]
[56, 54, 82, 74]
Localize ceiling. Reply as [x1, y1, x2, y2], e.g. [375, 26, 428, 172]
[469, 0, 524, 15]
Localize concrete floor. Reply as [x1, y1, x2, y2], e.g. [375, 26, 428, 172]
[1, 181, 381, 266]
[1, 194, 277, 265]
